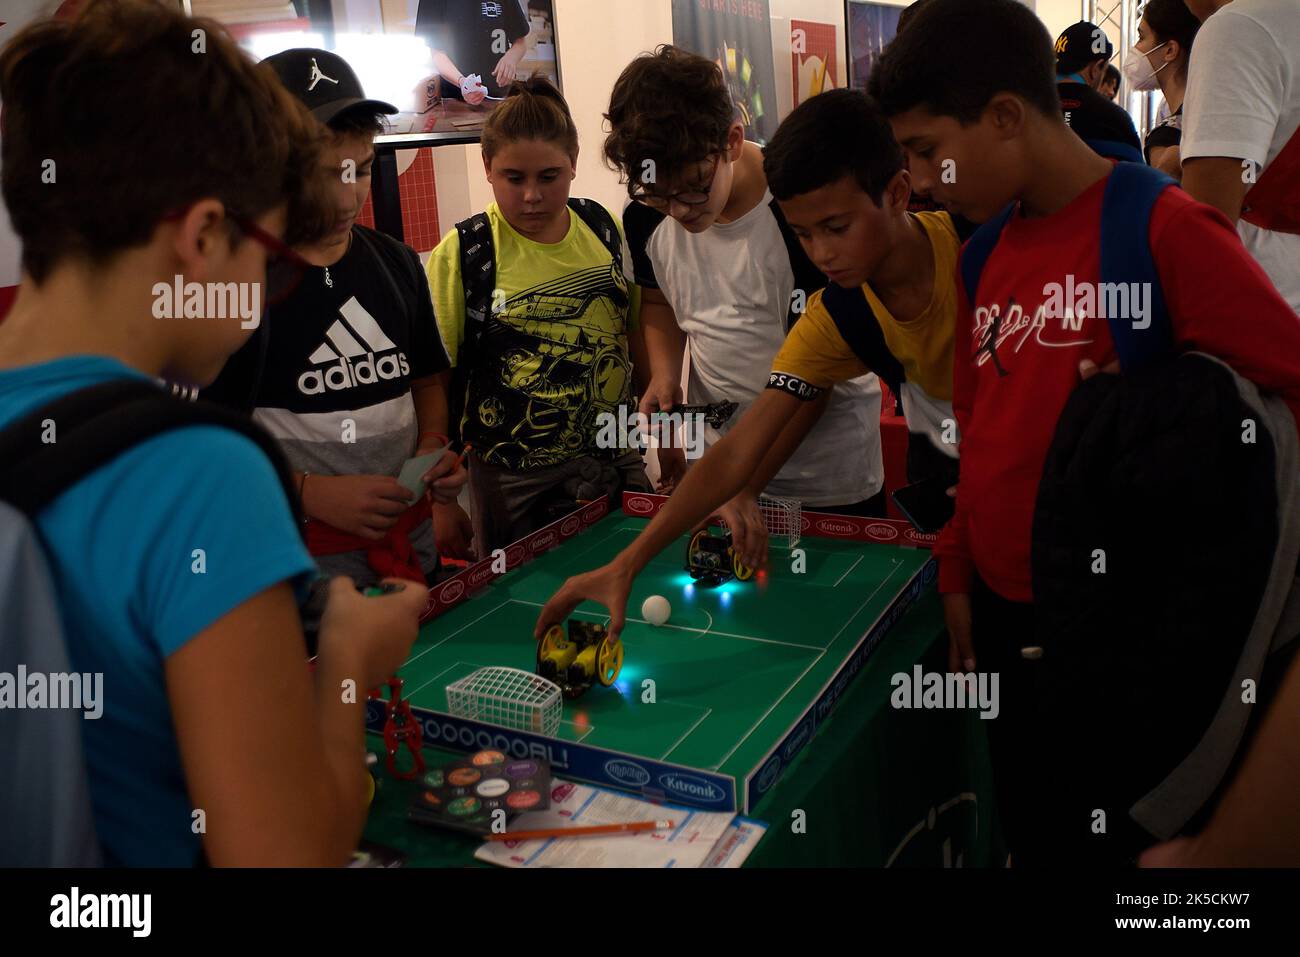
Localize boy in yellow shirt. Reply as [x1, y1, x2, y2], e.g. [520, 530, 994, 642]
[534, 88, 963, 627]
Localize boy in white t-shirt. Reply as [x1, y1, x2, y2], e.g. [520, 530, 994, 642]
[1182, 0, 1300, 312]
[604, 45, 885, 539]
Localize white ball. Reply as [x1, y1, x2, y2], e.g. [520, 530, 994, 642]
[641, 595, 671, 626]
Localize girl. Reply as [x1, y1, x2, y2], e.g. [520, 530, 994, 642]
[1130, 0, 1201, 178]
[427, 77, 649, 558]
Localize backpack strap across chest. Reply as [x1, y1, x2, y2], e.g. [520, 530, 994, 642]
[960, 162, 1175, 373]
[0, 379, 301, 523]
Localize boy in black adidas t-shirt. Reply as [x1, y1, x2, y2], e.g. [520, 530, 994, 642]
[207, 49, 468, 616]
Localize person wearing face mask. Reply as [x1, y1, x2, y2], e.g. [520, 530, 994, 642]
[1125, 0, 1201, 179]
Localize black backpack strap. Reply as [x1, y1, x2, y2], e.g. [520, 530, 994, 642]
[768, 198, 827, 333]
[818, 282, 907, 394]
[451, 212, 497, 443]
[566, 198, 624, 272]
[456, 211, 496, 367]
[0, 379, 302, 525]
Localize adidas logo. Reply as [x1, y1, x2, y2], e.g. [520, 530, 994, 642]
[298, 297, 410, 395]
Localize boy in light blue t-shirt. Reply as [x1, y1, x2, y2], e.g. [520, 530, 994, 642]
[0, 0, 435, 866]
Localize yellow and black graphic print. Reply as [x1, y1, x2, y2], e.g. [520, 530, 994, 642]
[465, 261, 633, 470]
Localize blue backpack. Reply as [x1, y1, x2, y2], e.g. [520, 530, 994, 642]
[960, 161, 1176, 371]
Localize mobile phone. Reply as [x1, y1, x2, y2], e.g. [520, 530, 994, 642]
[890, 475, 956, 535]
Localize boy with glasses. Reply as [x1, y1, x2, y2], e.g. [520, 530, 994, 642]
[608, 46, 886, 535]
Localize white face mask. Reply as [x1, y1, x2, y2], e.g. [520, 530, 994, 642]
[1122, 40, 1170, 92]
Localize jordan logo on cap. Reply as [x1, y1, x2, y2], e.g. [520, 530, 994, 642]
[307, 57, 338, 92]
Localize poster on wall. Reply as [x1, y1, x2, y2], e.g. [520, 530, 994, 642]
[672, 0, 780, 145]
[845, 0, 901, 91]
[188, 0, 560, 146]
[790, 19, 838, 108]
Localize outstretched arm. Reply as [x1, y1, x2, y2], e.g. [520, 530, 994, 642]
[534, 389, 818, 640]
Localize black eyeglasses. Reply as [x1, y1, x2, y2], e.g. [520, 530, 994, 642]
[630, 153, 723, 210]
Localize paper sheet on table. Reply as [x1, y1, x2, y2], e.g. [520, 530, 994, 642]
[702, 817, 768, 868]
[473, 782, 738, 868]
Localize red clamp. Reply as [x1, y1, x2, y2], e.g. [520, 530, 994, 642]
[369, 676, 425, 780]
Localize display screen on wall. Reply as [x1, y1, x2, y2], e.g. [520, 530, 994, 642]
[845, 1, 901, 91]
[187, 0, 561, 147]
[671, 0, 780, 145]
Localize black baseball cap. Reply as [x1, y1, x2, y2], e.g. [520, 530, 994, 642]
[261, 48, 398, 126]
[1055, 21, 1114, 76]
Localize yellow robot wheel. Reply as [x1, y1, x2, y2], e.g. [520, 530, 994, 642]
[732, 549, 754, 581]
[596, 635, 624, 687]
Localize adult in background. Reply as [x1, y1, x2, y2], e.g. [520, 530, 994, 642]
[1130, 0, 1201, 179]
[1181, 0, 1300, 314]
[1054, 20, 1143, 159]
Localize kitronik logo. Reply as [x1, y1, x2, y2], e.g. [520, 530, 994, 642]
[50, 887, 151, 937]
[604, 759, 651, 787]
[782, 719, 812, 760]
[298, 298, 409, 395]
[816, 518, 856, 536]
[440, 579, 466, 604]
[659, 773, 726, 804]
[867, 523, 899, 541]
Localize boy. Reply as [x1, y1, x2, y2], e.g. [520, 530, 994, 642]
[1053, 21, 1142, 159]
[606, 45, 886, 530]
[0, 0, 426, 865]
[869, 0, 1300, 863]
[207, 48, 471, 613]
[532, 90, 961, 631]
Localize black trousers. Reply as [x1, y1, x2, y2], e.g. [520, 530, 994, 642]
[972, 577, 1153, 867]
[970, 575, 1053, 867]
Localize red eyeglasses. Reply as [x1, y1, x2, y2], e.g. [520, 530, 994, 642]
[160, 207, 311, 306]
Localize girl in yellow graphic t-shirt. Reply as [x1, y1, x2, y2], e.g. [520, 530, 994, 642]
[426, 77, 650, 558]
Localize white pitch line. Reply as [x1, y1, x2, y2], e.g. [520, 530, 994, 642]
[558, 719, 594, 743]
[406, 660, 469, 699]
[823, 559, 907, 648]
[832, 554, 865, 588]
[711, 650, 827, 769]
[659, 707, 713, 761]
[405, 598, 514, 668]
[711, 558, 912, 769]
[509, 599, 822, 651]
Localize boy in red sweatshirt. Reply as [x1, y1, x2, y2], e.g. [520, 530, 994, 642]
[870, 0, 1300, 865]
